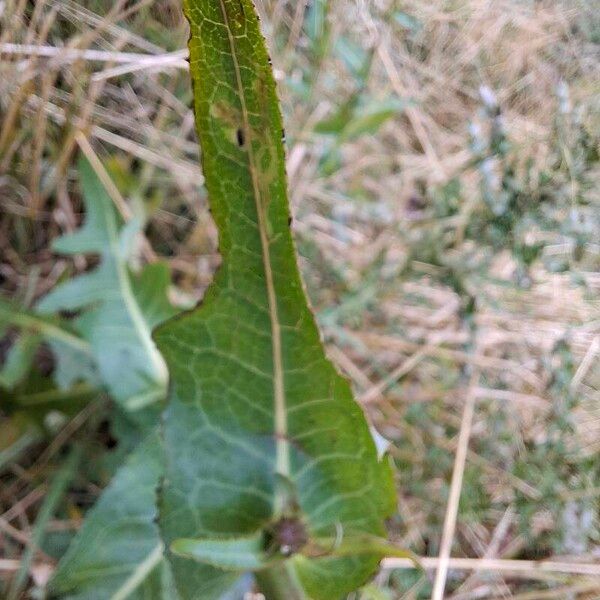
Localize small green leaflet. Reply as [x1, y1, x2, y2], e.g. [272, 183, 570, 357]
[0, 298, 98, 391]
[38, 158, 176, 409]
[0, 331, 40, 389]
[154, 1, 397, 599]
[172, 532, 273, 571]
[315, 99, 406, 141]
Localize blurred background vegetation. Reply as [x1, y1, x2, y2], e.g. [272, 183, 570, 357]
[1, 0, 599, 597]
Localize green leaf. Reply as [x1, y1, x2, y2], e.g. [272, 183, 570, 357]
[47, 338, 100, 391]
[0, 332, 40, 388]
[38, 158, 176, 408]
[313, 97, 359, 135]
[315, 99, 405, 141]
[334, 36, 371, 82]
[50, 433, 179, 600]
[0, 297, 100, 393]
[393, 11, 422, 32]
[305, 0, 330, 59]
[0, 298, 91, 357]
[154, 2, 396, 599]
[339, 99, 406, 142]
[172, 532, 276, 571]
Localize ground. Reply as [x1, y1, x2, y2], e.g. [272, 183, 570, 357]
[1, 0, 599, 598]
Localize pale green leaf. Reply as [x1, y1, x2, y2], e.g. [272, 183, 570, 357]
[172, 532, 275, 571]
[0, 332, 40, 388]
[393, 11, 422, 32]
[154, 2, 397, 599]
[38, 158, 175, 408]
[50, 433, 178, 600]
[0, 298, 98, 391]
[47, 339, 100, 391]
[339, 99, 406, 142]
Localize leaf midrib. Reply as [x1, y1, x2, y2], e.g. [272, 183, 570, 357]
[218, 0, 290, 505]
[109, 542, 164, 600]
[102, 200, 168, 389]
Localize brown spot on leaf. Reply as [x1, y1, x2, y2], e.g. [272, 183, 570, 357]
[236, 128, 245, 147]
[270, 517, 308, 556]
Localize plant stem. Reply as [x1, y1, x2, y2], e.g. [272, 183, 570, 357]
[255, 562, 308, 600]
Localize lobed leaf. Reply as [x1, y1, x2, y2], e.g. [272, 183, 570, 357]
[38, 158, 176, 408]
[0, 297, 100, 398]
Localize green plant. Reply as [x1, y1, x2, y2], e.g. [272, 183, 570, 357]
[151, 2, 403, 597]
[0, 159, 180, 598]
[28, 1, 406, 598]
[0, 157, 176, 419]
[4, 1, 597, 598]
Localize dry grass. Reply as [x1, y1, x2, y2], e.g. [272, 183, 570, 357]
[1, 0, 599, 597]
